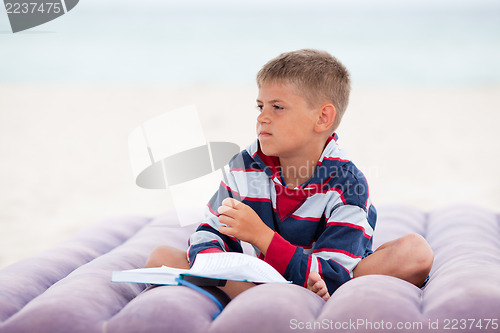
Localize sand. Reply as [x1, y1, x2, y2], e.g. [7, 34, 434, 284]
[1, 83, 499, 269]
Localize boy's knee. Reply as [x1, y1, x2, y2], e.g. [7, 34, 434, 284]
[398, 233, 434, 277]
[145, 245, 189, 269]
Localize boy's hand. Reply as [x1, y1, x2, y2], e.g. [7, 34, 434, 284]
[217, 198, 274, 255]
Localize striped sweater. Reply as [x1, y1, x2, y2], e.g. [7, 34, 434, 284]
[188, 134, 377, 294]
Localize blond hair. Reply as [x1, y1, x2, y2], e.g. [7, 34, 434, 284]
[256, 49, 351, 131]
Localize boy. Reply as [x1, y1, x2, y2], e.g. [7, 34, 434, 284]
[146, 49, 433, 301]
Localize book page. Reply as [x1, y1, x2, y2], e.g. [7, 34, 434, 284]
[112, 266, 188, 285]
[112, 252, 290, 285]
[188, 252, 288, 283]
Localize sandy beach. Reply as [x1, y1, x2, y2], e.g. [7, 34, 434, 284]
[0, 83, 499, 269]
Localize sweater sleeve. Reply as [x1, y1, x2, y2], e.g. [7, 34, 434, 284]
[187, 164, 244, 266]
[264, 169, 376, 294]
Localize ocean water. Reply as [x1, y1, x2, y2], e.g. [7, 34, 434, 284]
[1, 1, 500, 86]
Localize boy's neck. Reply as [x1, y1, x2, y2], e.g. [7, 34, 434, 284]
[279, 159, 317, 189]
[278, 138, 328, 189]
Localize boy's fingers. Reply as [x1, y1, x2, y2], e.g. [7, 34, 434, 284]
[218, 225, 234, 236]
[221, 197, 240, 208]
[217, 205, 235, 216]
[218, 215, 235, 226]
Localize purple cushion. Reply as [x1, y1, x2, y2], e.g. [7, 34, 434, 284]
[0, 205, 499, 333]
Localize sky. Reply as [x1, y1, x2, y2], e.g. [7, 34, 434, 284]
[2, 0, 499, 86]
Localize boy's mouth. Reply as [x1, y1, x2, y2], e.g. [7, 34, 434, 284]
[259, 131, 272, 138]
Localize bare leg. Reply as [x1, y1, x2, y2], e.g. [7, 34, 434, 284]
[353, 233, 434, 287]
[145, 246, 255, 298]
[145, 245, 190, 269]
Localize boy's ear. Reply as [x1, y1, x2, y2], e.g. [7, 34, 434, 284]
[315, 104, 336, 133]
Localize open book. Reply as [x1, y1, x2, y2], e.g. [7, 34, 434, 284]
[112, 252, 290, 286]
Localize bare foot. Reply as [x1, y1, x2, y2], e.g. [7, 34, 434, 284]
[306, 271, 330, 301]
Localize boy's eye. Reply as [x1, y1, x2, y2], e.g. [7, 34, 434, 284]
[256, 104, 284, 112]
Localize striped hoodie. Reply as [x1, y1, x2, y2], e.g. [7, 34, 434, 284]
[188, 134, 377, 294]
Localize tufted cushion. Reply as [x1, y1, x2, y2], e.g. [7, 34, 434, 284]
[0, 205, 499, 333]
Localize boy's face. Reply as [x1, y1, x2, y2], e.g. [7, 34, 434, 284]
[256, 82, 319, 159]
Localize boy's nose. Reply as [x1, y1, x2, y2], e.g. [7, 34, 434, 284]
[257, 107, 271, 123]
